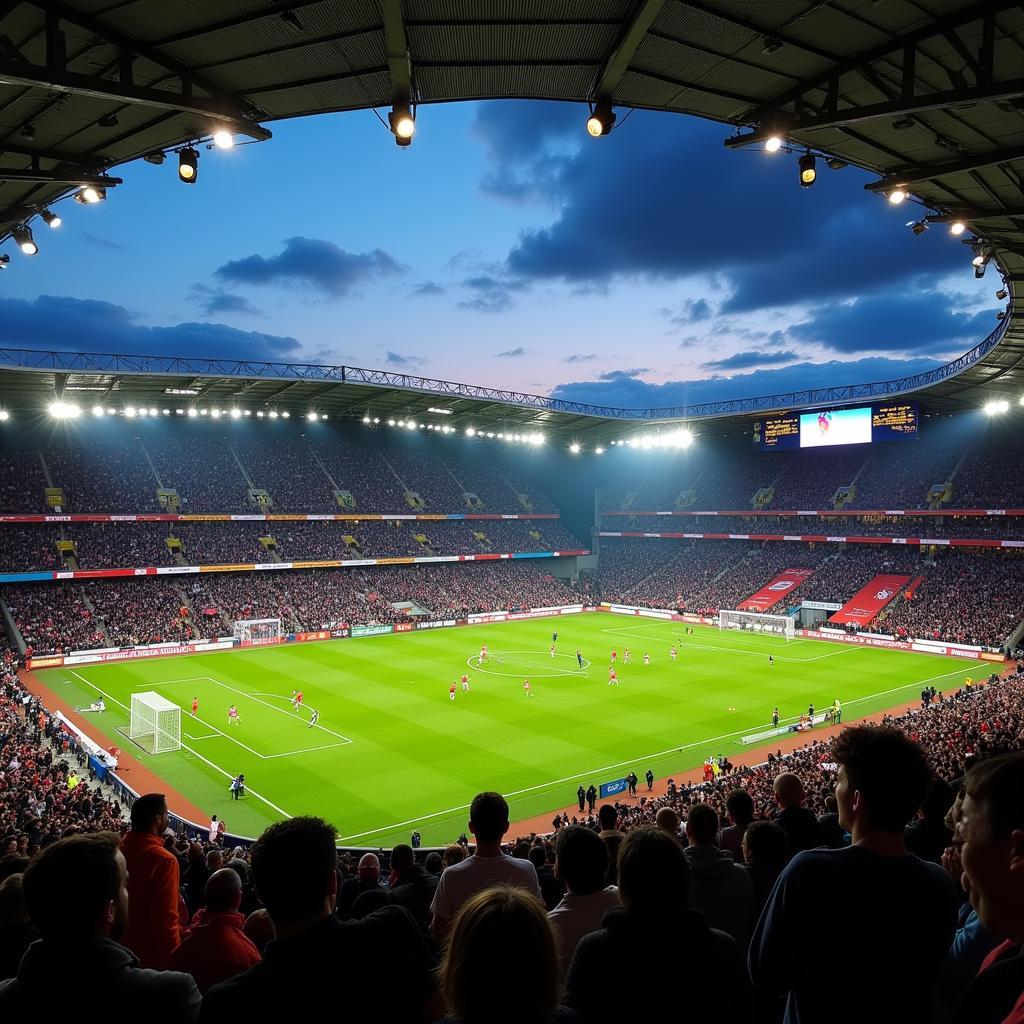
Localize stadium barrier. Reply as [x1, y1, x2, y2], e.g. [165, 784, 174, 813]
[596, 530, 1024, 548]
[0, 512, 561, 523]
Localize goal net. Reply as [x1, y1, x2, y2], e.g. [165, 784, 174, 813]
[719, 609, 796, 640]
[233, 618, 282, 644]
[129, 692, 181, 754]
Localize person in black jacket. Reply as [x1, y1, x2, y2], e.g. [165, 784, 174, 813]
[387, 843, 438, 941]
[904, 777, 955, 864]
[585, 785, 597, 814]
[772, 772, 821, 855]
[577, 785, 586, 812]
[566, 827, 751, 1023]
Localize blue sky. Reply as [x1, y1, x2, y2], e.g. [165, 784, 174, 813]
[0, 100, 999, 408]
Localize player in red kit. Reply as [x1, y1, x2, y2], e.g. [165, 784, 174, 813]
[191, 696, 199, 717]
[608, 667, 618, 686]
[449, 682, 457, 702]
[523, 679, 533, 697]
[461, 674, 470, 693]
[480, 644, 488, 663]
[611, 648, 617, 663]
[291, 690, 303, 711]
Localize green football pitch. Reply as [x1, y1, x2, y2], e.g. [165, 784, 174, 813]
[34, 615, 977, 848]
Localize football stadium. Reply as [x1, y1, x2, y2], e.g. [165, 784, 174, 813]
[1, 3, 1023, 1022]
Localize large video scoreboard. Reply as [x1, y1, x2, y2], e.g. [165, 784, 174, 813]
[753, 403, 918, 451]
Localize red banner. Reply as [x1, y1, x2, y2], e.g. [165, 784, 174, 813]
[828, 574, 911, 626]
[737, 569, 814, 611]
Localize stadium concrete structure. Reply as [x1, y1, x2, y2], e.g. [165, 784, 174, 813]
[1, 3, 1024, 847]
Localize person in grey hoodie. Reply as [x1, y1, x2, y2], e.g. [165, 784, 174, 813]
[683, 803, 756, 951]
[0, 832, 200, 1024]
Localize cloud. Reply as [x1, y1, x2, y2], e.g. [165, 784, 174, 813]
[552, 355, 947, 411]
[190, 284, 262, 317]
[82, 233, 128, 252]
[385, 350, 424, 367]
[412, 281, 445, 296]
[457, 275, 528, 313]
[565, 353, 597, 363]
[599, 368, 651, 379]
[497, 347, 526, 357]
[701, 349, 800, 371]
[662, 298, 713, 326]
[0, 294, 301, 360]
[215, 237, 406, 298]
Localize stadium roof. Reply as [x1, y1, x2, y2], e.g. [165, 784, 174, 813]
[1, 0, 1022, 436]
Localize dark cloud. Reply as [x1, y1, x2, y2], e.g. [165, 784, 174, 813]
[662, 298, 713, 326]
[215, 237, 406, 298]
[412, 281, 445, 296]
[0, 294, 300, 360]
[82, 233, 128, 252]
[565, 353, 597, 364]
[701, 349, 800, 371]
[497, 347, 527, 357]
[457, 275, 528, 314]
[599, 368, 651, 380]
[190, 284, 262, 317]
[553, 355, 945, 411]
[385, 350, 424, 367]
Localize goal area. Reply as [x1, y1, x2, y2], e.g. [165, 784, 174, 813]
[129, 691, 181, 754]
[719, 609, 796, 641]
[233, 618, 283, 644]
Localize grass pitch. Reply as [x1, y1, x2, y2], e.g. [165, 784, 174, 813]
[35, 615, 978, 847]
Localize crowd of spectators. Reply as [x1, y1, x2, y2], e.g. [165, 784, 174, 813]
[0, 451, 48, 514]
[147, 436, 253, 513]
[4, 583, 104, 654]
[85, 580, 206, 649]
[44, 440, 157, 513]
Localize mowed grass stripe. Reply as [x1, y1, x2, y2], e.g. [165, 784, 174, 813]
[37, 617, 978, 845]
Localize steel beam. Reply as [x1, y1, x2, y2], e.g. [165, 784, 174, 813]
[866, 145, 1024, 192]
[590, 0, 667, 99]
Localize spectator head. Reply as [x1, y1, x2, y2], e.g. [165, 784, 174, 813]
[685, 804, 719, 847]
[351, 889, 389, 919]
[390, 844, 415, 873]
[742, 821, 789, 868]
[357, 853, 380, 882]
[21, 832, 126, 941]
[129, 793, 168, 834]
[424, 851, 443, 874]
[251, 817, 338, 929]
[441, 886, 559, 1024]
[468, 792, 509, 845]
[834, 726, 931, 834]
[919, 777, 956, 823]
[243, 908, 274, 951]
[204, 867, 243, 914]
[773, 773, 805, 809]
[206, 849, 223, 872]
[617, 827, 689, 915]
[725, 789, 755, 828]
[0, 873, 29, 927]
[527, 845, 547, 872]
[444, 844, 465, 868]
[226, 857, 249, 886]
[0, 854, 29, 882]
[959, 752, 1024, 941]
[655, 806, 680, 836]
[597, 804, 618, 831]
[555, 825, 609, 896]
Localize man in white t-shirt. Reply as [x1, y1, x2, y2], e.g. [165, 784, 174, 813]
[430, 791, 541, 942]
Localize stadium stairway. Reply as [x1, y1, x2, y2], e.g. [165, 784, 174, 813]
[79, 589, 111, 647]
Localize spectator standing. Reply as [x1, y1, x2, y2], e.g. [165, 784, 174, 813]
[548, 826, 620, 977]
[772, 772, 821, 855]
[168, 868, 261, 993]
[683, 803, 756, 950]
[750, 727, 959, 1023]
[387, 844, 437, 939]
[0, 833, 200, 1022]
[720, 789, 755, 862]
[430, 793, 541, 943]
[566, 827, 751, 1023]
[0, 874, 36, 981]
[741, 820, 789, 918]
[596, 804, 624, 885]
[200, 817, 437, 1021]
[904, 777, 955, 864]
[120, 794, 182, 969]
[529, 845, 562, 911]
[338, 852, 383, 920]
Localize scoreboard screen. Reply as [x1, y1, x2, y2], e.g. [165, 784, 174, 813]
[754, 402, 918, 451]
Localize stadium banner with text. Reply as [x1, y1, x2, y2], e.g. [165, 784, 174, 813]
[351, 624, 395, 638]
[0, 512, 562, 524]
[599, 778, 629, 799]
[415, 619, 458, 630]
[801, 600, 843, 611]
[737, 569, 814, 611]
[828, 575, 911, 626]
[797, 628, 992, 660]
[595, 531, 1019, 549]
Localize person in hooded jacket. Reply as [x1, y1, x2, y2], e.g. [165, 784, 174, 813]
[565, 827, 751, 1024]
[387, 843, 438, 940]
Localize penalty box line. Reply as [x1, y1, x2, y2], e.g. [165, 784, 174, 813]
[66, 670, 293, 820]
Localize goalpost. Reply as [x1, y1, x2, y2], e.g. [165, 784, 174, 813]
[719, 609, 796, 641]
[233, 618, 283, 644]
[129, 692, 181, 754]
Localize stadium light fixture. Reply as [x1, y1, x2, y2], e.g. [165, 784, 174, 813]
[106, 407, 116, 415]
[1019, 396, 1024, 407]
[256, 411, 265, 418]
[907, 219, 928, 235]
[798, 153, 816, 188]
[595, 445, 605, 454]
[887, 187, 907, 205]
[178, 147, 199, 183]
[306, 411, 317, 422]
[12, 224, 37, 255]
[529, 432, 545, 445]
[764, 135, 783, 153]
[75, 185, 106, 204]
[281, 411, 290, 419]
[362, 415, 371, 424]
[373, 417, 380, 424]
[485, 431, 495, 438]
[244, 409, 252, 417]
[230, 408, 241, 419]
[949, 220, 966, 236]
[825, 157, 847, 171]
[162, 408, 171, 415]
[0, 254, 8, 269]
[125, 406, 136, 418]
[211, 408, 221, 419]
[466, 427, 476, 436]
[212, 129, 234, 150]
[984, 400, 1010, 415]
[321, 413, 328, 421]
[569, 442, 581, 454]
[148, 407, 157, 416]
[407, 421, 418, 430]
[176, 408, 185, 415]
[187, 407, 198, 418]
[0, 410, 8, 422]
[40, 209, 61, 229]
[49, 401, 81, 419]
[199, 408, 209, 416]
[91, 405, 104, 417]
[389, 103, 416, 146]
[996, 288, 1008, 301]
[586, 101, 616, 138]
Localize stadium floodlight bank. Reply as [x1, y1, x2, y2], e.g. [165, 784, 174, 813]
[233, 618, 283, 644]
[129, 691, 181, 754]
[719, 609, 796, 641]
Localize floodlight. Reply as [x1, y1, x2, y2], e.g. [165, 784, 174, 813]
[75, 185, 105, 204]
[595, 446, 605, 454]
[984, 400, 1010, 415]
[389, 104, 416, 146]
[49, 401, 81, 419]
[887, 187, 907, 205]
[995, 288, 1007, 301]
[586, 101, 616, 138]
[178, 147, 199, 183]
[798, 153, 816, 187]
[230, 408, 241, 419]
[213, 129, 234, 150]
[764, 135, 783, 153]
[187, 407, 198, 418]
[41, 209, 61, 229]
[281, 411, 290, 418]
[466, 427, 476, 436]
[92, 405, 104, 416]
[307, 411, 317, 422]
[12, 224, 37, 255]
[0, 410, 8, 422]
[125, 406, 136, 418]
[949, 220, 966, 236]
[569, 442, 581, 454]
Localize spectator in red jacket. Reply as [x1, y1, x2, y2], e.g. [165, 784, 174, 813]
[169, 867, 261, 992]
[120, 794, 181, 969]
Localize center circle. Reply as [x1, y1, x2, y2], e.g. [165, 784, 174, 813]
[467, 650, 592, 679]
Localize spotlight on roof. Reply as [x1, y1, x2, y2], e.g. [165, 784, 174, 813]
[826, 157, 847, 171]
[586, 101, 616, 138]
[178, 147, 199, 183]
[75, 185, 106, 204]
[143, 151, 166, 165]
[269, 410, 279, 419]
[764, 135, 783, 153]
[529, 432, 545, 445]
[210, 408, 221, 419]
[0, 254, 9, 269]
[362, 415, 371, 424]
[256, 410, 265, 418]
[761, 37, 783, 54]
[995, 288, 1008, 301]
[306, 411, 317, 422]
[12, 224, 37, 255]
[48, 401, 81, 419]
[407, 420, 417, 430]
[281, 411, 290, 419]
[569, 442, 581, 454]
[0, 410, 8, 422]
[187, 407, 198, 418]
[466, 427, 476, 437]
[40, 209, 61, 229]
[595, 446, 605, 454]
[388, 103, 416, 146]
[984, 399, 1010, 415]
[230, 408, 241, 419]
[212, 129, 235, 150]
[798, 153, 816, 188]
[887, 187, 907, 205]
[907, 220, 928, 236]
[92, 405, 104, 417]
[949, 220, 966, 236]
